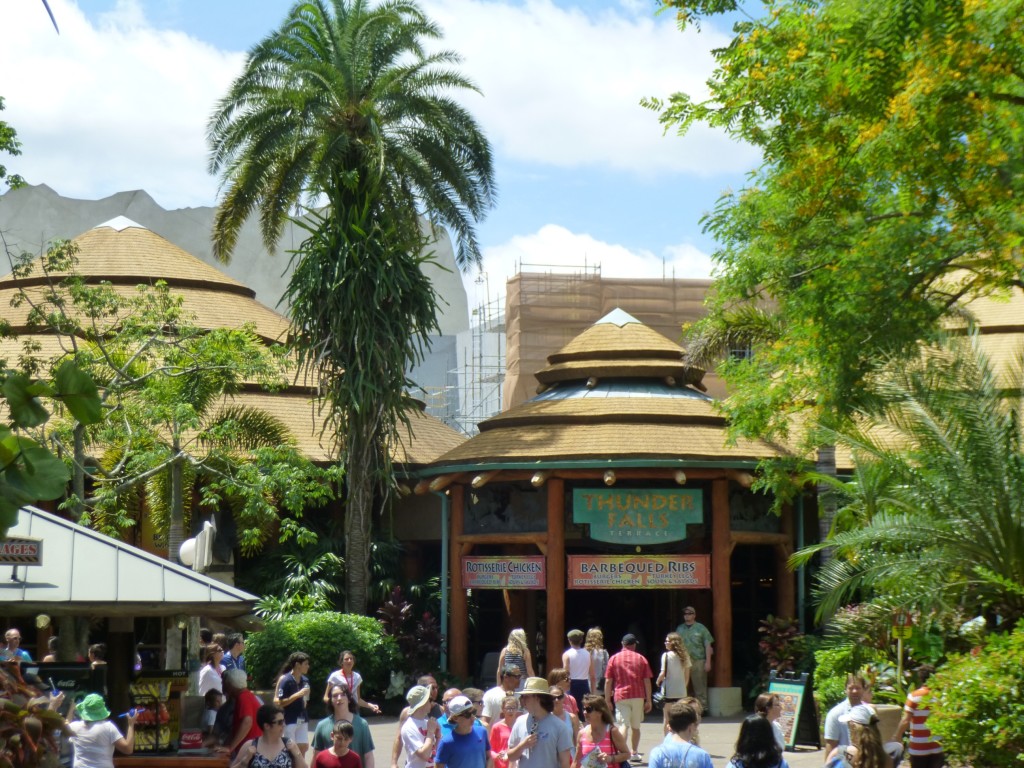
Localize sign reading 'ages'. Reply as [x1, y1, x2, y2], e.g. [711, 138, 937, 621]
[0, 537, 42, 565]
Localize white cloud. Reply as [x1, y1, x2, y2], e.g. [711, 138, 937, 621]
[465, 223, 713, 304]
[1, 0, 752, 212]
[2, 0, 242, 208]
[427, 0, 757, 176]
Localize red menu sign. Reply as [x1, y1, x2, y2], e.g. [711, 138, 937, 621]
[568, 555, 710, 589]
[462, 556, 546, 589]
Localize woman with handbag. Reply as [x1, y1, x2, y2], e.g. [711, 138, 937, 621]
[230, 704, 305, 768]
[573, 695, 629, 768]
[655, 633, 692, 734]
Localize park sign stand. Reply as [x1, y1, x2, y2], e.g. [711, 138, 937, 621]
[768, 670, 820, 750]
[1, 536, 42, 581]
[892, 610, 913, 685]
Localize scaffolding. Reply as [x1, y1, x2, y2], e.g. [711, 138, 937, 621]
[504, 266, 720, 410]
[444, 260, 723, 435]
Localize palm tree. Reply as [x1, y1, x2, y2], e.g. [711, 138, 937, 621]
[207, 0, 496, 613]
[791, 333, 1024, 628]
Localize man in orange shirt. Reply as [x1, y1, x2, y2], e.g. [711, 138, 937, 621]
[894, 665, 943, 768]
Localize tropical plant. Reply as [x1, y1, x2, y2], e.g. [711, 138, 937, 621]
[791, 333, 1024, 628]
[6, 242, 336, 553]
[0, 662, 64, 768]
[927, 625, 1024, 767]
[254, 549, 345, 621]
[757, 615, 808, 677]
[245, 611, 399, 717]
[650, 0, 1024, 456]
[377, 586, 443, 675]
[207, 0, 496, 613]
[0, 105, 102, 538]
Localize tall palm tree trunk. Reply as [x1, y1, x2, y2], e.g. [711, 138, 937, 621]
[344, 425, 375, 614]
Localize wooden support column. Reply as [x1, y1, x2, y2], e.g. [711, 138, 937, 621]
[546, 478, 565, 675]
[711, 478, 732, 688]
[108, 617, 135, 725]
[777, 504, 796, 620]
[449, 485, 469, 679]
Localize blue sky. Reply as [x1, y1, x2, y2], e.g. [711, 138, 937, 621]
[2, 0, 756, 306]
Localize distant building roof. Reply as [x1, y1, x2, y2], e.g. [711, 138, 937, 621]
[1, 506, 258, 617]
[0, 219, 466, 466]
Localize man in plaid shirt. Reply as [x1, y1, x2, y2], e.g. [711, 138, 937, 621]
[604, 634, 653, 763]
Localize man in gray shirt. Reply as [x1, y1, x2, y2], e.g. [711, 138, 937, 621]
[506, 678, 571, 768]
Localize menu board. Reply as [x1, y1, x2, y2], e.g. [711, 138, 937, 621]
[767, 671, 820, 750]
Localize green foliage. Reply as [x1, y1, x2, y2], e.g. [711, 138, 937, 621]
[253, 548, 345, 621]
[757, 615, 810, 677]
[813, 643, 888, 711]
[928, 626, 1024, 767]
[208, 0, 495, 613]
[206, 0, 496, 268]
[7, 241, 338, 551]
[245, 611, 398, 716]
[791, 334, 1024, 627]
[0, 358, 101, 537]
[0, 96, 25, 192]
[0, 110, 102, 537]
[652, 0, 1024, 453]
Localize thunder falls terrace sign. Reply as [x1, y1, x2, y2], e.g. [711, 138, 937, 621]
[571, 488, 703, 543]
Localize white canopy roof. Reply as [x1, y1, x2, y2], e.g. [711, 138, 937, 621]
[0, 506, 258, 617]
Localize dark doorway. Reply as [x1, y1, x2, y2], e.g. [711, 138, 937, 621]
[730, 544, 778, 694]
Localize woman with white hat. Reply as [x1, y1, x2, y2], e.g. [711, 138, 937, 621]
[826, 705, 891, 768]
[66, 693, 137, 768]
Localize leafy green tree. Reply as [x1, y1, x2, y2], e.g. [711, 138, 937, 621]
[651, 0, 1024, 446]
[207, 0, 495, 613]
[0, 100, 102, 538]
[791, 333, 1024, 628]
[928, 625, 1024, 767]
[7, 242, 338, 555]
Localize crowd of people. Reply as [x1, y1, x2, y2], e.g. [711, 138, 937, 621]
[4, 615, 945, 768]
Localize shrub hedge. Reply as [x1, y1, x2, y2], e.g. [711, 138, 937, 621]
[928, 626, 1024, 768]
[245, 611, 399, 719]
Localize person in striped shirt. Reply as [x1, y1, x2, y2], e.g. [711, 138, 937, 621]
[894, 665, 943, 768]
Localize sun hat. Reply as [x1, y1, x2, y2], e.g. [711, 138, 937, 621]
[520, 677, 555, 697]
[406, 684, 432, 711]
[622, 633, 638, 646]
[448, 695, 475, 717]
[78, 693, 110, 722]
[839, 704, 877, 725]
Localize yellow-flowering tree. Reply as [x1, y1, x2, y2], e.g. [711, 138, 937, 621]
[650, 0, 1024, 445]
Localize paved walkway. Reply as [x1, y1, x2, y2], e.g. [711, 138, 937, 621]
[363, 713, 824, 768]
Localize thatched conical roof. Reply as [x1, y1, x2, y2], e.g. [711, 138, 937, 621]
[0, 218, 465, 466]
[427, 309, 786, 471]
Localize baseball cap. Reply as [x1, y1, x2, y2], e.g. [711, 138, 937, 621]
[448, 695, 475, 717]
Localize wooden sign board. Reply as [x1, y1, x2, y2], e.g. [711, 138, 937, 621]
[768, 670, 820, 750]
[0, 537, 42, 565]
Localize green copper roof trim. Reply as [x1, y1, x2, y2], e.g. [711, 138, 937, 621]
[414, 457, 763, 478]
